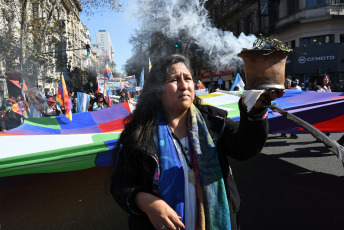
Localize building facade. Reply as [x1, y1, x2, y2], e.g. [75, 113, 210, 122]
[205, 0, 344, 85]
[0, 0, 99, 98]
[95, 30, 116, 72]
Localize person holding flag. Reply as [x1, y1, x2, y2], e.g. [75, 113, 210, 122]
[88, 92, 109, 111]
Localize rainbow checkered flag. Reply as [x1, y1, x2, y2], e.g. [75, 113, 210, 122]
[119, 78, 125, 89]
[196, 80, 205, 89]
[104, 54, 111, 78]
[56, 75, 72, 121]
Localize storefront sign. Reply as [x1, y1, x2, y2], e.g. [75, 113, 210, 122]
[286, 43, 344, 75]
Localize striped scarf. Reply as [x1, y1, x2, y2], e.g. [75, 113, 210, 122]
[156, 104, 231, 229]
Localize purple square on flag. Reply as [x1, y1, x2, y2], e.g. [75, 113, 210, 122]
[91, 103, 130, 125]
[61, 125, 102, 134]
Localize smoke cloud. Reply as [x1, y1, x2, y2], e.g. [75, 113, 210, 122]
[136, 0, 256, 67]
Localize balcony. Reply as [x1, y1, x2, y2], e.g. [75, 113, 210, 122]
[276, 4, 344, 29]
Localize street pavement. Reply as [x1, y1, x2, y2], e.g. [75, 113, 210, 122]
[1, 133, 344, 230]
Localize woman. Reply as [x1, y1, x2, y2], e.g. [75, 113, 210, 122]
[110, 54, 283, 230]
[88, 92, 108, 111]
[42, 96, 61, 117]
[118, 89, 130, 103]
[315, 74, 331, 92]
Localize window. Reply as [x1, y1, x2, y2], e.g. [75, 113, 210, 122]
[306, 0, 326, 8]
[245, 14, 253, 35]
[287, 0, 299, 14]
[340, 34, 344, 44]
[32, 3, 39, 17]
[235, 20, 241, 36]
[286, 40, 296, 48]
[300, 35, 334, 47]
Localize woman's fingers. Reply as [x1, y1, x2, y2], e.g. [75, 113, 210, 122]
[135, 192, 185, 230]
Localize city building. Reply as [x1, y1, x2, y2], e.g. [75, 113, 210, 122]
[205, 0, 344, 85]
[95, 30, 116, 72]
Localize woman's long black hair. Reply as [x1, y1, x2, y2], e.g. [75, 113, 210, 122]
[113, 54, 202, 158]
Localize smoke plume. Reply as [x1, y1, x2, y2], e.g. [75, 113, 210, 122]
[136, 0, 256, 67]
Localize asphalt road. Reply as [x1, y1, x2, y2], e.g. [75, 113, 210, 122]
[1, 133, 344, 230]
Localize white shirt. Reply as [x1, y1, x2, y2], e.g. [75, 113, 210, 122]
[173, 137, 196, 230]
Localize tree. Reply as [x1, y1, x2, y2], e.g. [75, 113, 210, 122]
[123, 0, 212, 81]
[0, 0, 122, 90]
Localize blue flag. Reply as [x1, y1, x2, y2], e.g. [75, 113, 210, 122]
[230, 73, 245, 91]
[139, 68, 144, 87]
[76, 92, 91, 113]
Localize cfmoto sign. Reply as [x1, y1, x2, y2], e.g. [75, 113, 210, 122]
[298, 55, 335, 64]
[298, 56, 306, 64]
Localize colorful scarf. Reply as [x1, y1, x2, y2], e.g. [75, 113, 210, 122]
[156, 104, 231, 229]
[157, 115, 185, 224]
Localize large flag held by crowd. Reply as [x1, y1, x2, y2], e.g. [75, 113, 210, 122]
[200, 90, 344, 134]
[0, 102, 131, 177]
[1, 90, 344, 178]
[55, 75, 72, 121]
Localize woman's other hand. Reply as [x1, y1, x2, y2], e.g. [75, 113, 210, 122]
[242, 89, 285, 114]
[135, 192, 185, 230]
[254, 89, 285, 109]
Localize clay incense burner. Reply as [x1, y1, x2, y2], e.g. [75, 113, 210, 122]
[238, 35, 293, 90]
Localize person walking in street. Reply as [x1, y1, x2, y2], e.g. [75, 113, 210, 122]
[110, 54, 284, 230]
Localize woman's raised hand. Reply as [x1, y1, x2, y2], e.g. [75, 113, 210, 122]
[135, 192, 185, 230]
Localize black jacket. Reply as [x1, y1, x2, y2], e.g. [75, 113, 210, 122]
[110, 99, 268, 230]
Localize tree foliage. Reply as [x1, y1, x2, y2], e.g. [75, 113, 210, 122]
[0, 0, 122, 90]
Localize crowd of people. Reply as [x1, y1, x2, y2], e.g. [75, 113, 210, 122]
[285, 74, 344, 92]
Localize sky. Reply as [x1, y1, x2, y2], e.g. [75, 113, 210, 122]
[80, 0, 139, 73]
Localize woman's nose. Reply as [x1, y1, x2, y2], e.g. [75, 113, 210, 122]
[178, 77, 188, 89]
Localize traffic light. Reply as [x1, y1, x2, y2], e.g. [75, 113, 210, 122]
[175, 43, 179, 48]
[85, 44, 90, 55]
[19, 76, 23, 88]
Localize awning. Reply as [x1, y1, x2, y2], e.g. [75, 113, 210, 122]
[8, 79, 28, 90]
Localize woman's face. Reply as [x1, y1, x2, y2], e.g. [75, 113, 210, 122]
[160, 62, 195, 116]
[323, 77, 329, 86]
[284, 81, 291, 89]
